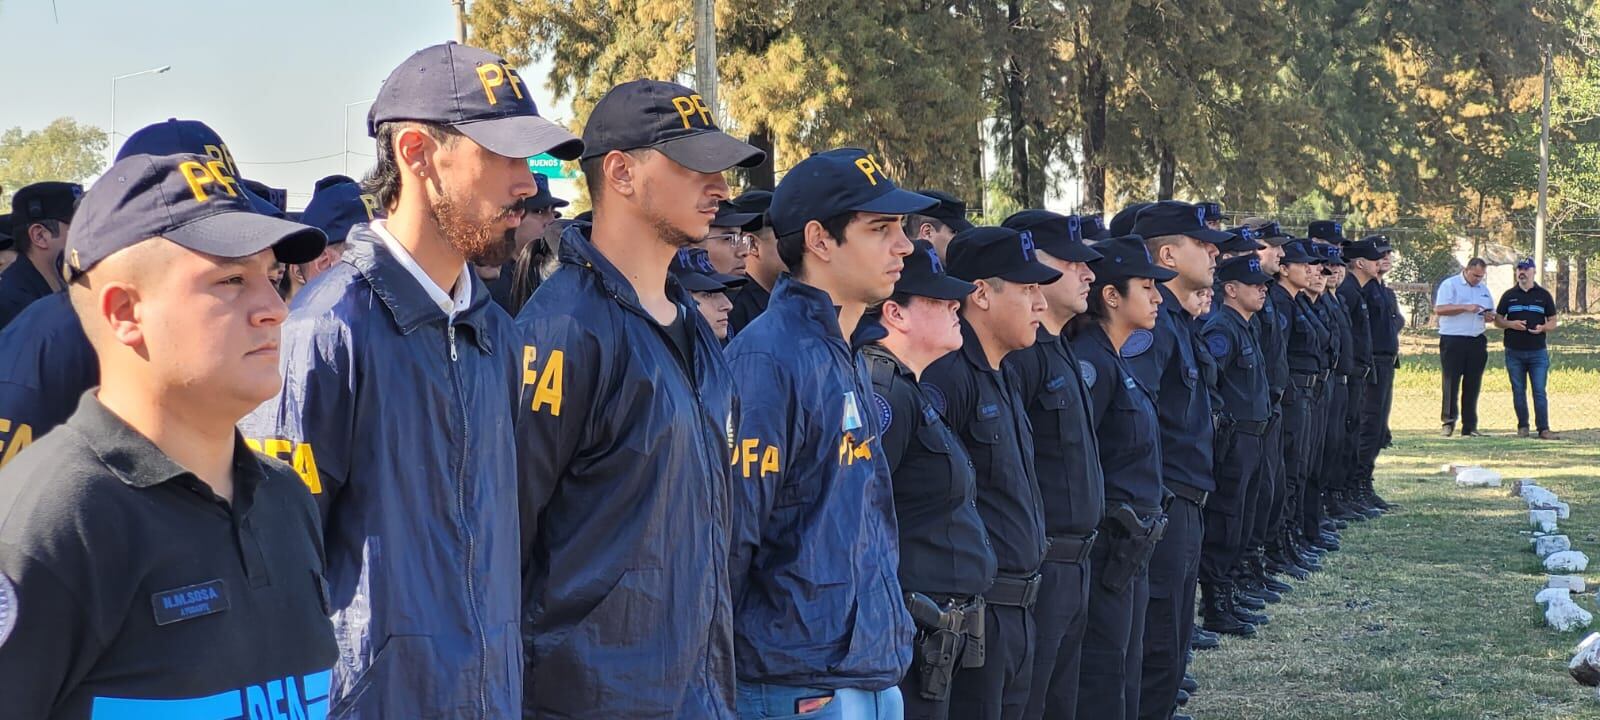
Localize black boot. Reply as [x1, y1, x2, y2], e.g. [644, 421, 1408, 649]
[1181, 674, 1199, 693]
[1234, 586, 1268, 611]
[1237, 567, 1282, 604]
[1201, 582, 1256, 637]
[1231, 588, 1270, 625]
[1250, 551, 1293, 594]
[1328, 491, 1363, 522]
[1190, 625, 1220, 650]
[1365, 479, 1392, 511]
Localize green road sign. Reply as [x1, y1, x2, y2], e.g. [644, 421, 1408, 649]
[527, 153, 577, 180]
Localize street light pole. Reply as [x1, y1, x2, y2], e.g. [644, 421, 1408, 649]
[343, 99, 376, 175]
[1536, 43, 1552, 288]
[109, 65, 172, 162]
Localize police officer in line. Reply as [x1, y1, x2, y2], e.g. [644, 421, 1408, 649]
[1290, 241, 1339, 560]
[1356, 235, 1399, 512]
[1268, 240, 1325, 576]
[0, 152, 336, 718]
[244, 42, 585, 718]
[1199, 201, 1225, 231]
[865, 240, 996, 720]
[727, 189, 781, 335]
[1304, 234, 1347, 553]
[1197, 256, 1275, 638]
[0, 214, 16, 275]
[727, 147, 927, 718]
[1307, 225, 1360, 531]
[707, 199, 764, 277]
[998, 211, 1107, 720]
[1123, 201, 1228, 720]
[672, 246, 749, 341]
[0, 181, 79, 330]
[1069, 235, 1174, 720]
[285, 176, 382, 301]
[1079, 214, 1112, 242]
[905, 189, 976, 260]
[517, 78, 761, 718]
[1330, 239, 1384, 520]
[922, 226, 1059, 719]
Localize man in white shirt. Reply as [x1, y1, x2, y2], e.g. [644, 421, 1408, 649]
[1433, 258, 1496, 437]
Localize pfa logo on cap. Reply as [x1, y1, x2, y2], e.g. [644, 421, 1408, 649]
[1019, 230, 1036, 261]
[179, 159, 242, 203]
[360, 193, 380, 220]
[670, 93, 715, 130]
[1195, 206, 1206, 224]
[1067, 215, 1082, 242]
[853, 153, 888, 186]
[474, 61, 527, 105]
[927, 246, 945, 275]
[1249, 258, 1261, 273]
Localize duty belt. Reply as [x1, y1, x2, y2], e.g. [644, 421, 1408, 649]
[1333, 374, 1348, 385]
[1234, 419, 1270, 436]
[984, 572, 1042, 608]
[1319, 369, 1332, 382]
[1290, 373, 1320, 389]
[1167, 482, 1209, 509]
[1045, 531, 1098, 564]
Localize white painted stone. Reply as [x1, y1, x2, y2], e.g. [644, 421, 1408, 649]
[1539, 587, 1573, 606]
[1455, 467, 1502, 487]
[1526, 487, 1562, 508]
[1555, 502, 1573, 520]
[1547, 595, 1594, 632]
[1532, 509, 1560, 533]
[1547, 551, 1592, 573]
[1538, 535, 1574, 558]
[1571, 633, 1600, 686]
[1551, 575, 1588, 593]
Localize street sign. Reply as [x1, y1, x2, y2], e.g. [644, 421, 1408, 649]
[527, 153, 577, 180]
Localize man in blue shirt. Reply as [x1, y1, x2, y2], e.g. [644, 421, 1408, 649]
[1494, 258, 1560, 439]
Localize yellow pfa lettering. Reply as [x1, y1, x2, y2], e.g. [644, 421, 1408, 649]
[0, 417, 34, 469]
[359, 193, 380, 220]
[854, 155, 885, 186]
[202, 142, 238, 176]
[178, 160, 241, 203]
[522, 346, 565, 416]
[670, 94, 714, 129]
[476, 62, 526, 105]
[837, 432, 874, 465]
[734, 438, 781, 479]
[243, 437, 323, 494]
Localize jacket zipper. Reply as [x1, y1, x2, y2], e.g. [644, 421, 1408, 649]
[446, 322, 488, 718]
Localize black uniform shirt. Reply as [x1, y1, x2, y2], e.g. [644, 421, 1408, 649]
[1004, 326, 1105, 538]
[923, 320, 1048, 577]
[0, 256, 56, 331]
[727, 281, 772, 338]
[1071, 323, 1164, 514]
[865, 344, 996, 597]
[0, 393, 337, 719]
[1338, 274, 1374, 373]
[1201, 305, 1270, 423]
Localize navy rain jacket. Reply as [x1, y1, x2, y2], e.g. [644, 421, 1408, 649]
[0, 293, 96, 469]
[241, 225, 523, 719]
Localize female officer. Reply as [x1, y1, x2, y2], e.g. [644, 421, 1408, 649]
[1067, 234, 1175, 720]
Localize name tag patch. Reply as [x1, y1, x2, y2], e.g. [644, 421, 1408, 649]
[152, 579, 229, 626]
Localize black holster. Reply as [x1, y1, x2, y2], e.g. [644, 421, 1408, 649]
[906, 592, 986, 701]
[1096, 505, 1169, 593]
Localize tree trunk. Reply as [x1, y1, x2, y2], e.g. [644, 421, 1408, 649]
[1157, 143, 1176, 200]
[1578, 254, 1590, 313]
[1080, 49, 1108, 213]
[1003, 0, 1030, 209]
[1556, 255, 1572, 313]
[745, 124, 775, 190]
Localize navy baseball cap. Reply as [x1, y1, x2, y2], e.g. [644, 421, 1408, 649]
[1307, 220, 1346, 243]
[1517, 257, 1536, 270]
[1109, 202, 1152, 237]
[945, 226, 1063, 285]
[712, 201, 763, 231]
[1280, 240, 1317, 264]
[1241, 218, 1292, 246]
[1218, 225, 1265, 253]
[523, 173, 569, 211]
[1216, 255, 1272, 285]
[728, 189, 773, 217]
[1078, 214, 1111, 241]
[301, 179, 382, 246]
[770, 148, 937, 237]
[368, 42, 583, 160]
[65, 153, 326, 281]
[119, 118, 285, 217]
[1089, 235, 1178, 283]
[1343, 239, 1385, 262]
[894, 239, 977, 301]
[1002, 209, 1103, 263]
[0, 214, 11, 251]
[671, 247, 747, 292]
[1315, 242, 1345, 266]
[1130, 201, 1232, 244]
[1200, 201, 1224, 224]
[581, 79, 763, 173]
[11, 181, 82, 227]
[916, 189, 975, 232]
[1364, 234, 1393, 253]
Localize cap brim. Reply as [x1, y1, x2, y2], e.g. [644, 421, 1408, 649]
[711, 272, 748, 289]
[1189, 227, 1235, 245]
[655, 131, 766, 173]
[712, 210, 762, 230]
[163, 210, 328, 265]
[932, 213, 975, 232]
[998, 261, 1065, 286]
[854, 188, 940, 217]
[456, 115, 585, 161]
[1224, 239, 1265, 253]
[1131, 264, 1180, 282]
[898, 274, 978, 301]
[1037, 241, 1103, 264]
[1226, 271, 1274, 285]
[675, 272, 727, 292]
[1262, 235, 1293, 247]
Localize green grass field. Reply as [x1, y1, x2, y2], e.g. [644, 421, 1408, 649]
[1186, 337, 1600, 718]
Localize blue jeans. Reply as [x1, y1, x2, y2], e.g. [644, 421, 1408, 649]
[737, 683, 904, 720]
[1505, 347, 1551, 431]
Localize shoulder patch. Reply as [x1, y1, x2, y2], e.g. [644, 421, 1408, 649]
[1121, 329, 1154, 358]
[0, 573, 17, 649]
[1045, 374, 1067, 392]
[921, 382, 947, 417]
[1206, 332, 1231, 358]
[1277, 310, 1290, 331]
[1078, 359, 1098, 388]
[873, 393, 893, 433]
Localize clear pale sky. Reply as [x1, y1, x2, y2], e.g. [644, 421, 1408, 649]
[0, 0, 570, 209]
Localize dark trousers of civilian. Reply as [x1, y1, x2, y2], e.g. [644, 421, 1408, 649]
[1075, 540, 1151, 720]
[1356, 358, 1396, 484]
[1248, 412, 1284, 549]
[1201, 433, 1263, 586]
[949, 603, 1036, 720]
[1023, 558, 1091, 720]
[1505, 347, 1552, 432]
[1137, 495, 1203, 720]
[1440, 334, 1488, 432]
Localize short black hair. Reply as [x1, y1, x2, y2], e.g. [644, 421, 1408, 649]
[1466, 257, 1488, 270]
[1067, 275, 1136, 338]
[12, 218, 62, 258]
[363, 121, 462, 211]
[776, 211, 855, 278]
[903, 213, 946, 238]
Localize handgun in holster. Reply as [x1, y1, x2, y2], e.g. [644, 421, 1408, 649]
[1097, 505, 1170, 593]
[1211, 412, 1237, 468]
[905, 592, 985, 701]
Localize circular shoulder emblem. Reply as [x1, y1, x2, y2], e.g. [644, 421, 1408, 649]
[1078, 359, 1098, 389]
[1276, 310, 1290, 331]
[0, 573, 16, 649]
[873, 393, 893, 433]
[1206, 332, 1231, 358]
[1121, 329, 1155, 358]
[920, 383, 947, 417]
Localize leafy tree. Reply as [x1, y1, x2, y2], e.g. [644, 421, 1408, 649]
[0, 118, 105, 207]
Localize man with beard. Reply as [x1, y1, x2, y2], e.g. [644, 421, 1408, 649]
[242, 42, 583, 718]
[486, 173, 566, 312]
[516, 79, 763, 718]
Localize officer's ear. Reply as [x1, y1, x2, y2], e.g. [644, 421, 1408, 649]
[803, 219, 836, 265]
[598, 149, 645, 201]
[26, 222, 55, 253]
[393, 126, 439, 188]
[879, 299, 910, 333]
[969, 279, 994, 311]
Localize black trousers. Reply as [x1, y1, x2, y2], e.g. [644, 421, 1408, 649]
[1300, 379, 1332, 540]
[1440, 334, 1488, 431]
[1023, 558, 1091, 720]
[1075, 540, 1151, 720]
[1342, 380, 1366, 492]
[1137, 496, 1202, 720]
[1279, 383, 1314, 533]
[949, 603, 1036, 720]
[1201, 433, 1262, 585]
[1356, 358, 1395, 484]
[1248, 412, 1283, 548]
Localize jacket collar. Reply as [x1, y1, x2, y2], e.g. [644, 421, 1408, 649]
[557, 222, 699, 313]
[1, 254, 54, 299]
[957, 317, 1000, 373]
[770, 274, 849, 343]
[342, 225, 496, 354]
